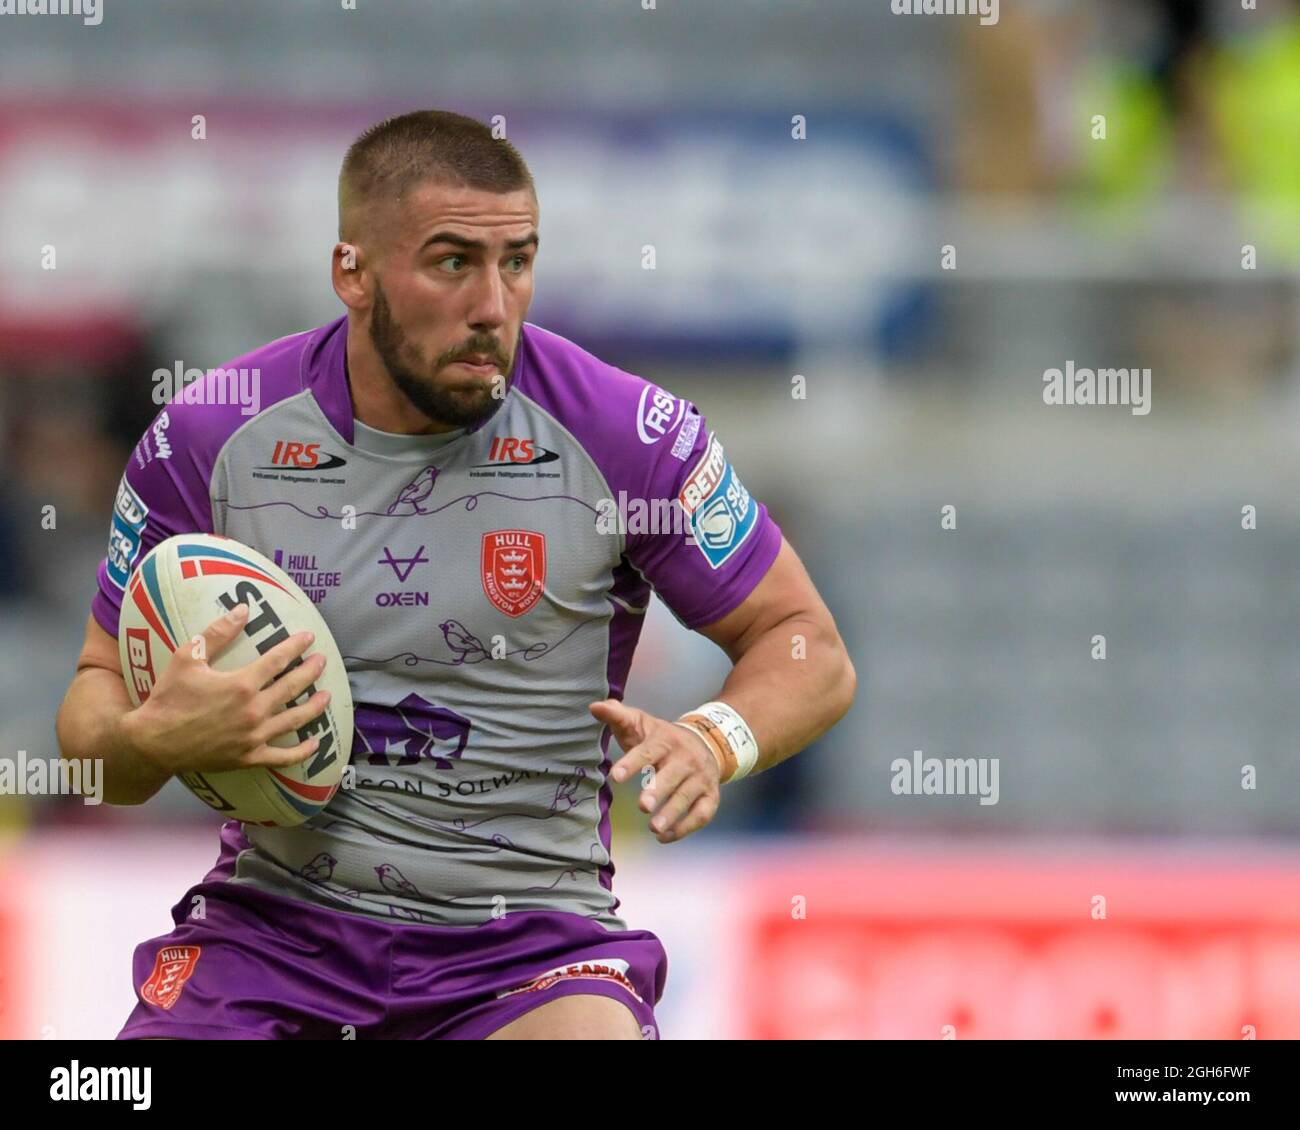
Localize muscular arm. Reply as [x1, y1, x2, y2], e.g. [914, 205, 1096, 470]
[55, 615, 173, 806]
[695, 536, 856, 773]
[56, 608, 328, 808]
[592, 536, 854, 841]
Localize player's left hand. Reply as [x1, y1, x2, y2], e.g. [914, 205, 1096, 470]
[589, 698, 722, 844]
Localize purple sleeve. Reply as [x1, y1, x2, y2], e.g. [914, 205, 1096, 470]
[624, 406, 782, 630]
[90, 406, 215, 638]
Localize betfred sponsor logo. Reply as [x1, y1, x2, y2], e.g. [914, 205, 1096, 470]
[636, 385, 685, 445]
[496, 956, 644, 1004]
[140, 945, 201, 1010]
[262, 441, 348, 472]
[123, 627, 156, 702]
[678, 433, 728, 513]
[481, 530, 546, 618]
[114, 479, 147, 528]
[106, 476, 149, 590]
[678, 433, 757, 569]
[480, 436, 559, 466]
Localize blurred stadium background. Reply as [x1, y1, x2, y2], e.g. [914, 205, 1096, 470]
[3, 0, 1300, 1038]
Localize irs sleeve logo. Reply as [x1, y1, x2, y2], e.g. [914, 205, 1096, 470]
[677, 434, 757, 568]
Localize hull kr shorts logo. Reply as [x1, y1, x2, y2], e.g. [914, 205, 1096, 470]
[481, 530, 546, 617]
[140, 945, 201, 1010]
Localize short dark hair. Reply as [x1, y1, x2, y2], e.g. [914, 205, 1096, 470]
[338, 109, 535, 240]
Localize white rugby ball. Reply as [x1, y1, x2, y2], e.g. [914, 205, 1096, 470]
[117, 533, 353, 827]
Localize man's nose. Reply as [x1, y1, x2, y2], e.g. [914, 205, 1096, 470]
[467, 266, 508, 329]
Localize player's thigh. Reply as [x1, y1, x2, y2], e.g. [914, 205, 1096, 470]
[484, 993, 642, 1040]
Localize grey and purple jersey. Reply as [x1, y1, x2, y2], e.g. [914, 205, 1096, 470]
[93, 316, 781, 929]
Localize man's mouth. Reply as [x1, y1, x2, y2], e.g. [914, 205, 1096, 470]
[453, 354, 501, 374]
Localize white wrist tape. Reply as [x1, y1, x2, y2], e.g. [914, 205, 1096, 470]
[675, 700, 759, 783]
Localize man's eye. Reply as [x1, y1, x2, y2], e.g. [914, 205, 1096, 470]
[439, 255, 467, 272]
[507, 255, 530, 271]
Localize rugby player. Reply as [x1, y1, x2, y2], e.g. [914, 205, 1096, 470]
[55, 110, 856, 1040]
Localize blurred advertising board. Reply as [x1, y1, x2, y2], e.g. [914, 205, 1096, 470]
[7, 835, 1293, 1039]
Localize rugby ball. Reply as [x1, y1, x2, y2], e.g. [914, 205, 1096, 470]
[117, 533, 353, 827]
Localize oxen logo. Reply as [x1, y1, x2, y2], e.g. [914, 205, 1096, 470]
[481, 530, 546, 618]
[378, 544, 429, 583]
[351, 694, 472, 770]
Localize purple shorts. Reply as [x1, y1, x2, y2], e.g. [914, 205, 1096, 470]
[117, 826, 668, 1040]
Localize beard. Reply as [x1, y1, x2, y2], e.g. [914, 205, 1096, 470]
[368, 279, 514, 430]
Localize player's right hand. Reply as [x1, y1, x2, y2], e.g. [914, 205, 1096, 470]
[119, 602, 332, 776]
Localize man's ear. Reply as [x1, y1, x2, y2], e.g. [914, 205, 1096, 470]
[331, 241, 369, 310]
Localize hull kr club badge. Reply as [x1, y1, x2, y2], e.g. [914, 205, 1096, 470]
[140, 945, 202, 1010]
[481, 530, 546, 617]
